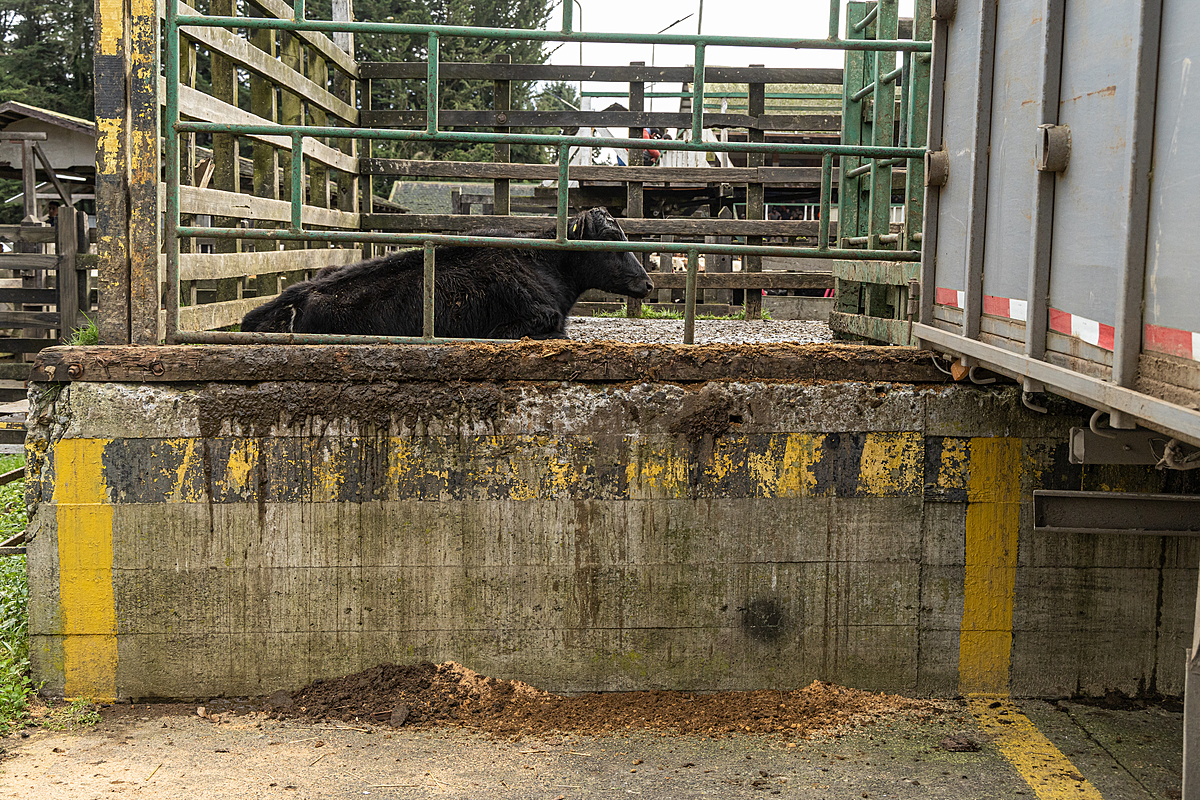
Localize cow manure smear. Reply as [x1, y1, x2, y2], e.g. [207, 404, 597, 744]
[270, 661, 939, 740]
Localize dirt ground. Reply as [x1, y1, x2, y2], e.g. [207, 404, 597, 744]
[0, 664, 1182, 799]
[269, 661, 937, 740]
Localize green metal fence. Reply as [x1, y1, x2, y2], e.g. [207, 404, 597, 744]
[831, 0, 932, 345]
[161, 0, 930, 346]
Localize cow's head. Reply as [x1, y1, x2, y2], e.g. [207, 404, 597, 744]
[568, 207, 654, 298]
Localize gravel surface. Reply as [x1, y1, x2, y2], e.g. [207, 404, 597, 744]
[566, 316, 834, 345]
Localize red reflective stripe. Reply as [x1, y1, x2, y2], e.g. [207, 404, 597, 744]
[1048, 308, 1072, 335]
[935, 287, 960, 307]
[982, 295, 1009, 316]
[1144, 324, 1195, 359]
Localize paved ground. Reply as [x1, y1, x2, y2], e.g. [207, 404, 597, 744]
[0, 699, 1181, 799]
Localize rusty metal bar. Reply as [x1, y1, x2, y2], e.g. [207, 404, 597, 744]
[422, 241, 435, 340]
[175, 120, 927, 160]
[173, 13, 932, 53]
[426, 33, 439, 135]
[819, 151, 833, 251]
[691, 42, 706, 142]
[557, 144, 570, 241]
[290, 132, 303, 230]
[684, 249, 699, 344]
[176, 224, 920, 261]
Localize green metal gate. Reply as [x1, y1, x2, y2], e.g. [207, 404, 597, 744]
[117, 0, 934, 346]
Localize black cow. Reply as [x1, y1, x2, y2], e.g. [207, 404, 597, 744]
[240, 207, 653, 340]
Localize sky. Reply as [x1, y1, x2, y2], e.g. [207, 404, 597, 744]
[544, 0, 916, 107]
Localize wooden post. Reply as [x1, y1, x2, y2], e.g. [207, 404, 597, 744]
[493, 54, 511, 216]
[626, 62, 646, 319]
[657, 234, 674, 304]
[210, 0, 240, 307]
[745, 67, 765, 320]
[710, 206, 734, 305]
[280, 29, 305, 261]
[333, 2, 358, 224]
[307, 49, 330, 211]
[250, 14, 281, 300]
[94, 0, 130, 343]
[250, 20, 279, 203]
[56, 206, 81, 339]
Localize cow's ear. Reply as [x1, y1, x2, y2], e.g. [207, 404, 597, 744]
[570, 220, 581, 237]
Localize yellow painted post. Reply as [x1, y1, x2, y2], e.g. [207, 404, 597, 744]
[93, 0, 130, 344]
[128, 0, 160, 343]
[959, 437, 1022, 697]
[54, 439, 117, 702]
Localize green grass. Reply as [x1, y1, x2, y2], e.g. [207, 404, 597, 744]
[65, 313, 99, 346]
[0, 452, 29, 734]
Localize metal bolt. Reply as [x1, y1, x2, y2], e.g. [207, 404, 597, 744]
[495, 112, 508, 124]
[66, 364, 84, 379]
[150, 362, 165, 377]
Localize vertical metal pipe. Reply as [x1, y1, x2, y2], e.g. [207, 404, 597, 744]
[561, 0, 573, 34]
[691, 43, 706, 143]
[290, 132, 303, 231]
[828, 0, 841, 39]
[1023, 0, 1066, 389]
[684, 249, 699, 344]
[164, 0, 181, 343]
[557, 143, 570, 241]
[293, 0, 304, 21]
[1111, 0, 1165, 429]
[426, 32, 439, 136]
[819, 151, 833, 251]
[423, 241, 435, 340]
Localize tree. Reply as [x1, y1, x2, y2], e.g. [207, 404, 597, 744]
[0, 0, 93, 119]
[312, 0, 553, 167]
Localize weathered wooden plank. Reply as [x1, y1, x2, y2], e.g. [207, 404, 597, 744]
[171, 186, 360, 229]
[650, 272, 833, 290]
[0, 227, 56, 244]
[163, 247, 363, 282]
[163, 80, 358, 173]
[744, 76, 766, 321]
[360, 63, 844, 84]
[241, 0, 357, 77]
[0, 288, 59, 304]
[31, 342, 949, 385]
[360, 159, 843, 187]
[176, 2, 357, 125]
[0, 254, 58, 269]
[361, 110, 839, 132]
[829, 311, 916, 345]
[0, 311, 62, 329]
[0, 338, 59, 354]
[174, 297, 265, 332]
[831, 260, 922, 286]
[362, 213, 823, 237]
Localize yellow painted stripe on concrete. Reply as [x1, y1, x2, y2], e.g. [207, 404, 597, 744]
[858, 431, 923, 495]
[55, 438, 117, 702]
[959, 437, 1022, 696]
[968, 697, 1103, 800]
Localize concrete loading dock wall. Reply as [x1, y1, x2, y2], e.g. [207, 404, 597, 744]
[23, 343, 1199, 702]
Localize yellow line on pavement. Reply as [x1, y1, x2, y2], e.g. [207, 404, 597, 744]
[968, 697, 1103, 800]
